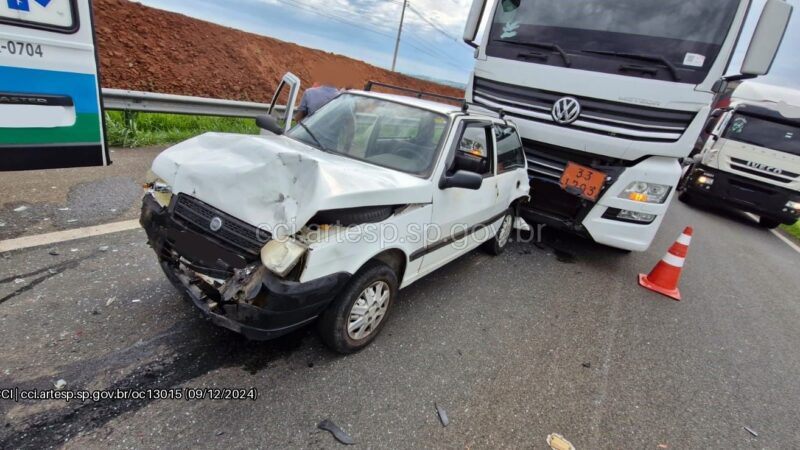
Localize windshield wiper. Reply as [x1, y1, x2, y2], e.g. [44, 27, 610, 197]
[581, 50, 681, 81]
[494, 39, 572, 67]
[297, 121, 330, 152]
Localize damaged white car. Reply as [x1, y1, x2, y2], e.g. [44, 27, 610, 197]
[141, 76, 529, 353]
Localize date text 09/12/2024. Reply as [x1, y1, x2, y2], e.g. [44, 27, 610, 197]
[0, 387, 259, 403]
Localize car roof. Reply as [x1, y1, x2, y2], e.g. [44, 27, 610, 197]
[347, 90, 466, 115]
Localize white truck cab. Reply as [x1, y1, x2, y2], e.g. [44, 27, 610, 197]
[141, 77, 529, 353]
[680, 82, 800, 228]
[462, 0, 793, 251]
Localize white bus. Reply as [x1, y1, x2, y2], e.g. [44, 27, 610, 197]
[1, 0, 107, 171]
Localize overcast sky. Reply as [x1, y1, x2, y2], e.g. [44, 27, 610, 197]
[136, 0, 798, 88]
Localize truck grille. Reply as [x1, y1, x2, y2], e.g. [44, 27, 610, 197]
[473, 77, 695, 143]
[729, 157, 800, 185]
[172, 194, 270, 256]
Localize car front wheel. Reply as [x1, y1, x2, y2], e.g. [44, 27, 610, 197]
[317, 262, 398, 354]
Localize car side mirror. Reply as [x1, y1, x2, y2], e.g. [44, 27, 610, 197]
[440, 170, 483, 190]
[256, 115, 284, 135]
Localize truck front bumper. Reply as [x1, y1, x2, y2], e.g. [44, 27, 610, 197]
[685, 165, 800, 225]
[140, 194, 351, 340]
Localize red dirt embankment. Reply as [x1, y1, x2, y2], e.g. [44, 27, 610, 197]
[93, 0, 463, 104]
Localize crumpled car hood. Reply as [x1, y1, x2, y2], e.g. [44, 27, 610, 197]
[151, 132, 433, 238]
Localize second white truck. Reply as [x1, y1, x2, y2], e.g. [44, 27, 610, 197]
[679, 82, 800, 228]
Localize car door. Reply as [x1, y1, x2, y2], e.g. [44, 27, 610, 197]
[1, 0, 107, 171]
[267, 72, 301, 134]
[493, 123, 529, 212]
[418, 118, 500, 273]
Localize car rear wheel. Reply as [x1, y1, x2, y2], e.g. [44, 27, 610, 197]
[482, 209, 513, 256]
[758, 217, 781, 229]
[317, 262, 398, 354]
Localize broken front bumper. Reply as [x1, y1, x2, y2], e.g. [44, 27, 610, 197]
[140, 194, 351, 340]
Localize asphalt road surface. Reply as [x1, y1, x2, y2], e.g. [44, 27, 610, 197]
[1, 147, 799, 449]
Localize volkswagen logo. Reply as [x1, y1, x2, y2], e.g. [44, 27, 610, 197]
[552, 97, 581, 125]
[209, 217, 224, 232]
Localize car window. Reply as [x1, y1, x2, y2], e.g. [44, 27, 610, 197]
[287, 94, 449, 177]
[494, 125, 526, 174]
[452, 123, 493, 177]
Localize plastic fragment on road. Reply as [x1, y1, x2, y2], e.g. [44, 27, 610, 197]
[744, 426, 758, 437]
[54, 379, 67, 390]
[547, 433, 575, 450]
[317, 419, 355, 445]
[513, 217, 531, 232]
[435, 403, 449, 427]
[13, 206, 28, 212]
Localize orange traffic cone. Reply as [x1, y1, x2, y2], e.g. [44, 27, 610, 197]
[639, 227, 693, 301]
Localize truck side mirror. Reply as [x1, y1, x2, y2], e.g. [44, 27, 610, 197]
[741, 0, 793, 77]
[463, 0, 487, 48]
[256, 115, 284, 135]
[440, 170, 483, 191]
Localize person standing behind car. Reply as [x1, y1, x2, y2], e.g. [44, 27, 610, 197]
[294, 61, 348, 122]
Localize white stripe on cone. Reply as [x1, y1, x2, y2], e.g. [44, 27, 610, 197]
[676, 233, 692, 246]
[662, 252, 685, 268]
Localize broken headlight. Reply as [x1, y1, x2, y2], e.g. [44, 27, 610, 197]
[261, 238, 307, 278]
[144, 170, 173, 207]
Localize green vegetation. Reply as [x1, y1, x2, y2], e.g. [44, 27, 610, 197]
[781, 222, 800, 241]
[105, 111, 259, 147]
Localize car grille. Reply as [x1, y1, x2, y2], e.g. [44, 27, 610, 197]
[172, 194, 270, 256]
[729, 157, 800, 185]
[472, 77, 695, 143]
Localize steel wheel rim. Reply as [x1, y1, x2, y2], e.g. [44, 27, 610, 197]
[498, 214, 513, 247]
[347, 280, 391, 340]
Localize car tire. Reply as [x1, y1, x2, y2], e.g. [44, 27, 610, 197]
[482, 209, 514, 256]
[317, 262, 398, 354]
[758, 217, 781, 229]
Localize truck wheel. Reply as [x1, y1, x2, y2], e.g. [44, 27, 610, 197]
[758, 217, 781, 229]
[482, 209, 513, 256]
[678, 191, 693, 204]
[317, 262, 398, 354]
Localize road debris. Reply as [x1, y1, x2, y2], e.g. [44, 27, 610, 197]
[54, 379, 67, 390]
[48, 249, 60, 256]
[14, 278, 25, 284]
[58, 207, 70, 211]
[658, 444, 669, 449]
[317, 419, 354, 445]
[435, 403, 449, 427]
[98, 245, 110, 252]
[744, 426, 758, 437]
[106, 297, 116, 306]
[0, 221, 5, 227]
[582, 362, 591, 368]
[13, 206, 28, 212]
[70, 248, 79, 252]
[132, 299, 141, 303]
[547, 433, 575, 450]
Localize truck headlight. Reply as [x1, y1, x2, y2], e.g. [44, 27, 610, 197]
[618, 182, 672, 204]
[260, 238, 307, 277]
[786, 201, 800, 215]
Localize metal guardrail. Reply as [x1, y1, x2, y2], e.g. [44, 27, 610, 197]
[101, 88, 284, 118]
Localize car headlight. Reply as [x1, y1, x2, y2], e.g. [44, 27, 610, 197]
[619, 181, 672, 204]
[260, 238, 307, 277]
[143, 173, 173, 207]
[786, 201, 800, 215]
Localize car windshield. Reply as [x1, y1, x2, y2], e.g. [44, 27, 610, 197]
[724, 113, 800, 156]
[287, 94, 449, 177]
[486, 0, 740, 84]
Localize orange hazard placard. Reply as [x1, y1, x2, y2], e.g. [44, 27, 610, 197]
[559, 162, 606, 202]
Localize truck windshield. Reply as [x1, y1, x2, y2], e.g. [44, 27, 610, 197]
[724, 114, 800, 156]
[287, 94, 449, 177]
[487, 0, 740, 84]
